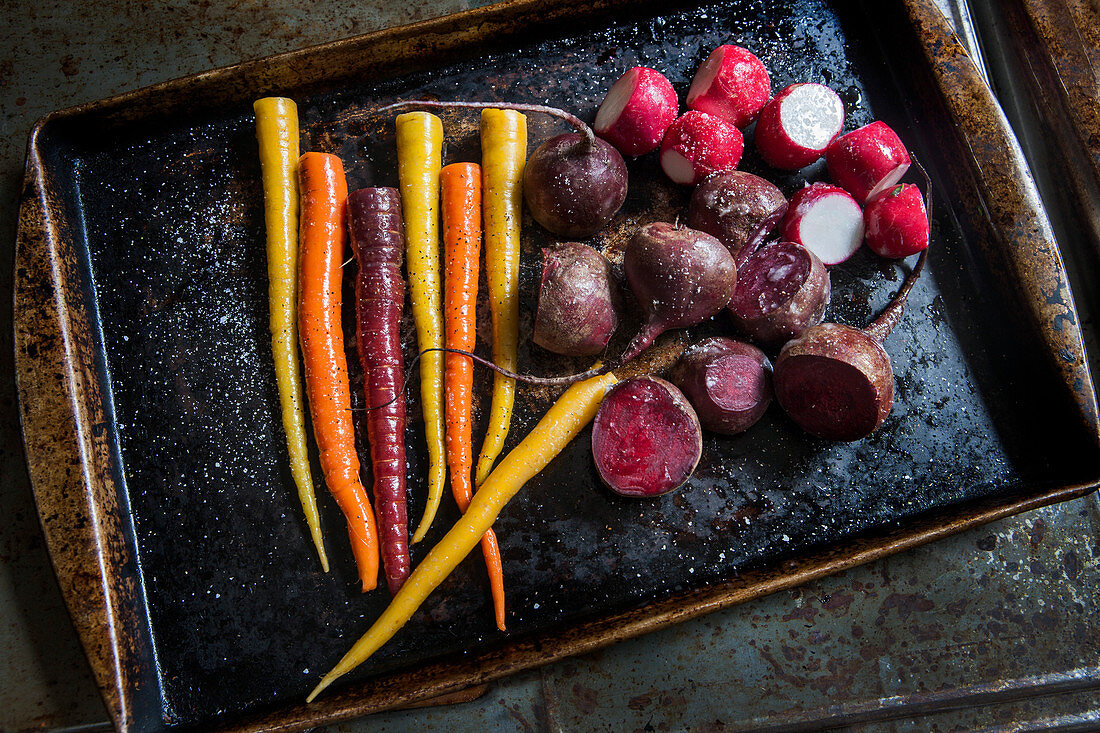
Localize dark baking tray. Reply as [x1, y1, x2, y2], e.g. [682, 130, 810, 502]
[13, 0, 1100, 731]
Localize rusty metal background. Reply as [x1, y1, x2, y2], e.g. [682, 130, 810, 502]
[1, 1, 1097, 732]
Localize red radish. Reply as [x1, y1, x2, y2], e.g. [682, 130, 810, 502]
[594, 67, 679, 156]
[728, 241, 830, 348]
[755, 83, 845, 170]
[620, 222, 738, 362]
[774, 245, 928, 441]
[671, 337, 772, 435]
[687, 170, 786, 265]
[591, 376, 702, 497]
[686, 45, 771, 128]
[660, 111, 744, 185]
[864, 184, 929, 258]
[533, 242, 622, 356]
[781, 183, 864, 265]
[825, 121, 911, 204]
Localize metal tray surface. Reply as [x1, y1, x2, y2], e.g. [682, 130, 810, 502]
[14, 0, 1099, 730]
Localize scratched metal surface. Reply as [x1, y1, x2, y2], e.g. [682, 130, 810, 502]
[1, 3, 1098, 733]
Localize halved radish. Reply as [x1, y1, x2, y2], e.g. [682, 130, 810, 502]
[594, 67, 679, 157]
[687, 45, 771, 128]
[825, 121, 910, 204]
[755, 83, 845, 170]
[660, 111, 744, 185]
[864, 183, 929, 259]
[781, 183, 864, 265]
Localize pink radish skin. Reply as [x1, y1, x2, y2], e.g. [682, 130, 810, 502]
[864, 184, 929, 259]
[533, 242, 622, 356]
[729, 241, 830, 348]
[671, 337, 772, 435]
[621, 222, 738, 363]
[660, 111, 744, 185]
[755, 83, 845, 170]
[781, 183, 865, 266]
[592, 377, 702, 497]
[825, 121, 911, 204]
[686, 45, 771, 128]
[595, 67, 679, 157]
[687, 171, 787, 265]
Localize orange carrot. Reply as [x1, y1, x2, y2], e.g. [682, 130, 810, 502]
[441, 162, 506, 631]
[297, 152, 379, 592]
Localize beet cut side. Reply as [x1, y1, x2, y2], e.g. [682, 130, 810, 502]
[672, 337, 772, 435]
[592, 377, 703, 497]
[774, 246, 928, 441]
[729, 241, 830, 348]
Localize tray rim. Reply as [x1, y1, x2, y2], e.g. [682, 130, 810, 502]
[13, 0, 1100, 731]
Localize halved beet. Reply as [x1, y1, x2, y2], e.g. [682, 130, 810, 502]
[687, 171, 787, 265]
[728, 242, 830, 348]
[592, 376, 702, 497]
[671, 337, 772, 435]
[534, 242, 621, 356]
[773, 323, 893, 441]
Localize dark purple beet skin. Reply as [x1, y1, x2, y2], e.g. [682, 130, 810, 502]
[728, 241, 830, 348]
[773, 323, 893, 441]
[524, 132, 628, 239]
[687, 171, 787, 265]
[591, 376, 703, 497]
[533, 242, 621, 356]
[620, 222, 738, 363]
[671, 337, 773, 435]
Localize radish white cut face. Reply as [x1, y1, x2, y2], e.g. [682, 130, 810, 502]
[863, 164, 909, 204]
[660, 148, 697, 185]
[780, 84, 844, 151]
[797, 194, 864, 265]
[594, 71, 636, 131]
[686, 51, 720, 106]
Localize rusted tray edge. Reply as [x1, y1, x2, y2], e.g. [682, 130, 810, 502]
[12, 0, 1100, 731]
[13, 128, 156, 732]
[901, 0, 1099, 442]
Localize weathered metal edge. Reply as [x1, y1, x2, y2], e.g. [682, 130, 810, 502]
[13, 122, 155, 733]
[901, 0, 1100, 442]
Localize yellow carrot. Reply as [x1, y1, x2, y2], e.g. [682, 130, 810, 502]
[396, 111, 447, 544]
[475, 108, 527, 486]
[254, 96, 328, 573]
[307, 370, 617, 702]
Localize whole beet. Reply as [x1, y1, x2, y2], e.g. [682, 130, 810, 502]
[687, 171, 787, 265]
[672, 337, 772, 435]
[728, 242, 830, 348]
[534, 242, 622, 355]
[620, 222, 738, 363]
[524, 132, 628, 238]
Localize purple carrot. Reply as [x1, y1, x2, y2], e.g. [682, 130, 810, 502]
[348, 187, 411, 595]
